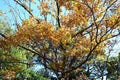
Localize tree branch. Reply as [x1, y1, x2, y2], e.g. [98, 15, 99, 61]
[14, 0, 33, 16]
[55, 0, 61, 28]
[72, 23, 94, 37]
[0, 33, 6, 38]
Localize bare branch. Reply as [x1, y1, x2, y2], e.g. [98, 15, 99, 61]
[14, 0, 33, 16]
[0, 33, 6, 38]
[55, 0, 61, 28]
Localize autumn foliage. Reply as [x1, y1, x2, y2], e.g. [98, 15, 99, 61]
[0, 0, 120, 79]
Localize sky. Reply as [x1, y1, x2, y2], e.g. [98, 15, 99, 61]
[0, 0, 9, 10]
[0, 0, 18, 29]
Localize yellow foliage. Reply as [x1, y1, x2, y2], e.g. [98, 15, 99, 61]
[0, 0, 120, 78]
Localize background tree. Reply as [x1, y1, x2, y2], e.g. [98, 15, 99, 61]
[0, 19, 48, 79]
[84, 40, 120, 80]
[0, 0, 120, 79]
[106, 54, 120, 79]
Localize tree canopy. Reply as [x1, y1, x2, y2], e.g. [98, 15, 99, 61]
[0, 0, 120, 79]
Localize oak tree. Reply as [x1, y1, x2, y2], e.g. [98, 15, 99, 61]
[0, 0, 120, 79]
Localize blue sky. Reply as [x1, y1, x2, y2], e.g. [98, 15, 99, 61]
[0, 0, 9, 10]
[0, 0, 30, 29]
[0, 0, 17, 29]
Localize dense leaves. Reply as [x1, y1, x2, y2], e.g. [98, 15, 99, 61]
[0, 0, 120, 79]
